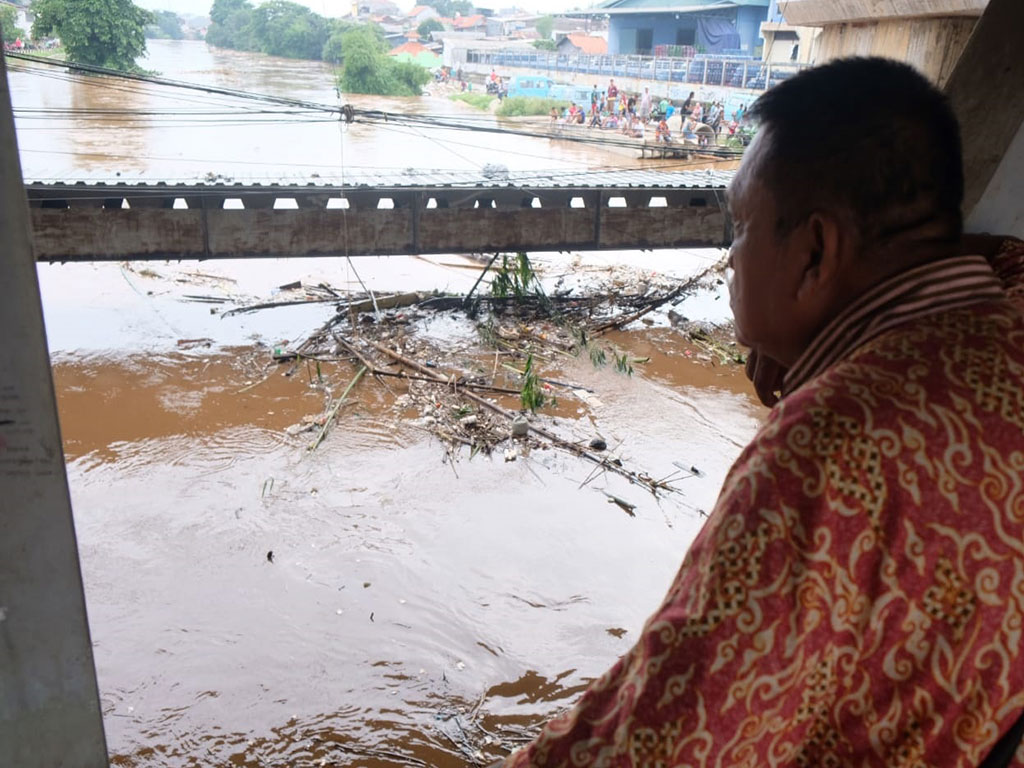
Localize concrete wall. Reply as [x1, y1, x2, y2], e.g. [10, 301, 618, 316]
[736, 5, 769, 52]
[810, 16, 977, 85]
[608, 13, 701, 55]
[967, 120, 1024, 238]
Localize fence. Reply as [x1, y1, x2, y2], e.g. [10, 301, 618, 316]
[464, 49, 804, 91]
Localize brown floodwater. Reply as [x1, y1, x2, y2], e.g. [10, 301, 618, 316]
[10, 40, 762, 766]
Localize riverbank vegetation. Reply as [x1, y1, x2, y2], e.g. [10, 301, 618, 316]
[207, 0, 431, 96]
[337, 26, 430, 97]
[496, 97, 569, 117]
[145, 10, 184, 40]
[31, 0, 152, 71]
[450, 92, 496, 110]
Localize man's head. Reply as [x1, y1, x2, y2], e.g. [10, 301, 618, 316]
[727, 57, 964, 367]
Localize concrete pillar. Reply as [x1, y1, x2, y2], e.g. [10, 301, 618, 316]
[0, 46, 109, 768]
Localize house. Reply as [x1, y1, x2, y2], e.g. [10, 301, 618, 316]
[452, 13, 487, 32]
[759, 0, 818, 63]
[594, 0, 770, 56]
[407, 5, 440, 24]
[555, 33, 608, 55]
[778, 0, 988, 85]
[389, 39, 443, 67]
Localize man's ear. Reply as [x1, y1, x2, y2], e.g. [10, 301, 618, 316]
[794, 211, 842, 302]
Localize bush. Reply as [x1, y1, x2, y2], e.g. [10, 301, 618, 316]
[496, 97, 569, 117]
[450, 92, 495, 110]
[339, 25, 430, 96]
[532, 39, 556, 51]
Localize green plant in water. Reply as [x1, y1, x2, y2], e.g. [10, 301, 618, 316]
[613, 350, 634, 376]
[589, 345, 607, 368]
[520, 353, 546, 413]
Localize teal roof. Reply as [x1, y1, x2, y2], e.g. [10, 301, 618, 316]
[595, 0, 768, 11]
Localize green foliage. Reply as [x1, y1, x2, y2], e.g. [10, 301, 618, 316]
[206, 0, 255, 50]
[490, 253, 542, 299]
[496, 97, 569, 117]
[32, 0, 153, 71]
[449, 91, 495, 110]
[0, 6, 24, 41]
[520, 354, 546, 413]
[417, 17, 444, 39]
[208, 0, 342, 61]
[422, 0, 473, 17]
[339, 25, 430, 96]
[613, 350, 634, 376]
[145, 10, 184, 40]
[535, 15, 554, 40]
[248, 0, 329, 59]
[532, 38, 556, 51]
[321, 19, 361, 62]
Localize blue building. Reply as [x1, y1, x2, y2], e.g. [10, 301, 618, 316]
[597, 0, 770, 57]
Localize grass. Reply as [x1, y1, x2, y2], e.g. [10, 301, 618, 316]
[496, 97, 570, 118]
[449, 92, 496, 110]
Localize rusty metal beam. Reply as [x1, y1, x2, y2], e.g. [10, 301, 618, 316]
[26, 178, 731, 261]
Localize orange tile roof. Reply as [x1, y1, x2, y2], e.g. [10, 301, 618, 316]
[408, 5, 432, 15]
[452, 13, 485, 28]
[563, 33, 608, 54]
[389, 40, 433, 55]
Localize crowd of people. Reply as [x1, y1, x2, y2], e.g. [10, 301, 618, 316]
[549, 78, 751, 146]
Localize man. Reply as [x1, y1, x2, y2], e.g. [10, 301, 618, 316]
[501, 57, 1024, 767]
[607, 78, 619, 113]
[640, 87, 652, 121]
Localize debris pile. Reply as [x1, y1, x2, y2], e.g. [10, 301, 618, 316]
[226, 252, 740, 504]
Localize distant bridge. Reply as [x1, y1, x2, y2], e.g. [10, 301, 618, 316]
[26, 169, 734, 262]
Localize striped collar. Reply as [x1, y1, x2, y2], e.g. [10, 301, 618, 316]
[782, 254, 1006, 397]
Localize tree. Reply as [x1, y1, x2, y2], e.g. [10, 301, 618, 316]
[0, 6, 25, 42]
[247, 1, 329, 60]
[417, 17, 443, 40]
[146, 10, 184, 40]
[339, 24, 429, 97]
[32, 0, 153, 71]
[532, 38, 556, 51]
[536, 15, 554, 40]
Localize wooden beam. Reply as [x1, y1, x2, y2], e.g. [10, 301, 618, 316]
[781, 0, 986, 26]
[943, 0, 1024, 215]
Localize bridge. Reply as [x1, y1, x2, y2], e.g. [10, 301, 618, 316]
[26, 168, 734, 262]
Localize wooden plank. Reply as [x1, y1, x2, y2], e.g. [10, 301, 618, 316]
[943, 0, 1024, 215]
[782, 0, 986, 26]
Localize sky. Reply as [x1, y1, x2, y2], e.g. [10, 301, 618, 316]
[135, 0, 591, 18]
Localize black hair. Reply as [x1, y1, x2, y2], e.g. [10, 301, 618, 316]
[748, 57, 963, 242]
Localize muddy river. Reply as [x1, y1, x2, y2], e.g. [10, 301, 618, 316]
[10, 40, 762, 766]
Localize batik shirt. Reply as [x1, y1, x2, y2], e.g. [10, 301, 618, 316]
[506, 239, 1024, 768]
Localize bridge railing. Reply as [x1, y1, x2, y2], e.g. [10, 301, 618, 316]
[464, 49, 804, 90]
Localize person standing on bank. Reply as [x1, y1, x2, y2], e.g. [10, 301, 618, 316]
[497, 57, 1024, 768]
